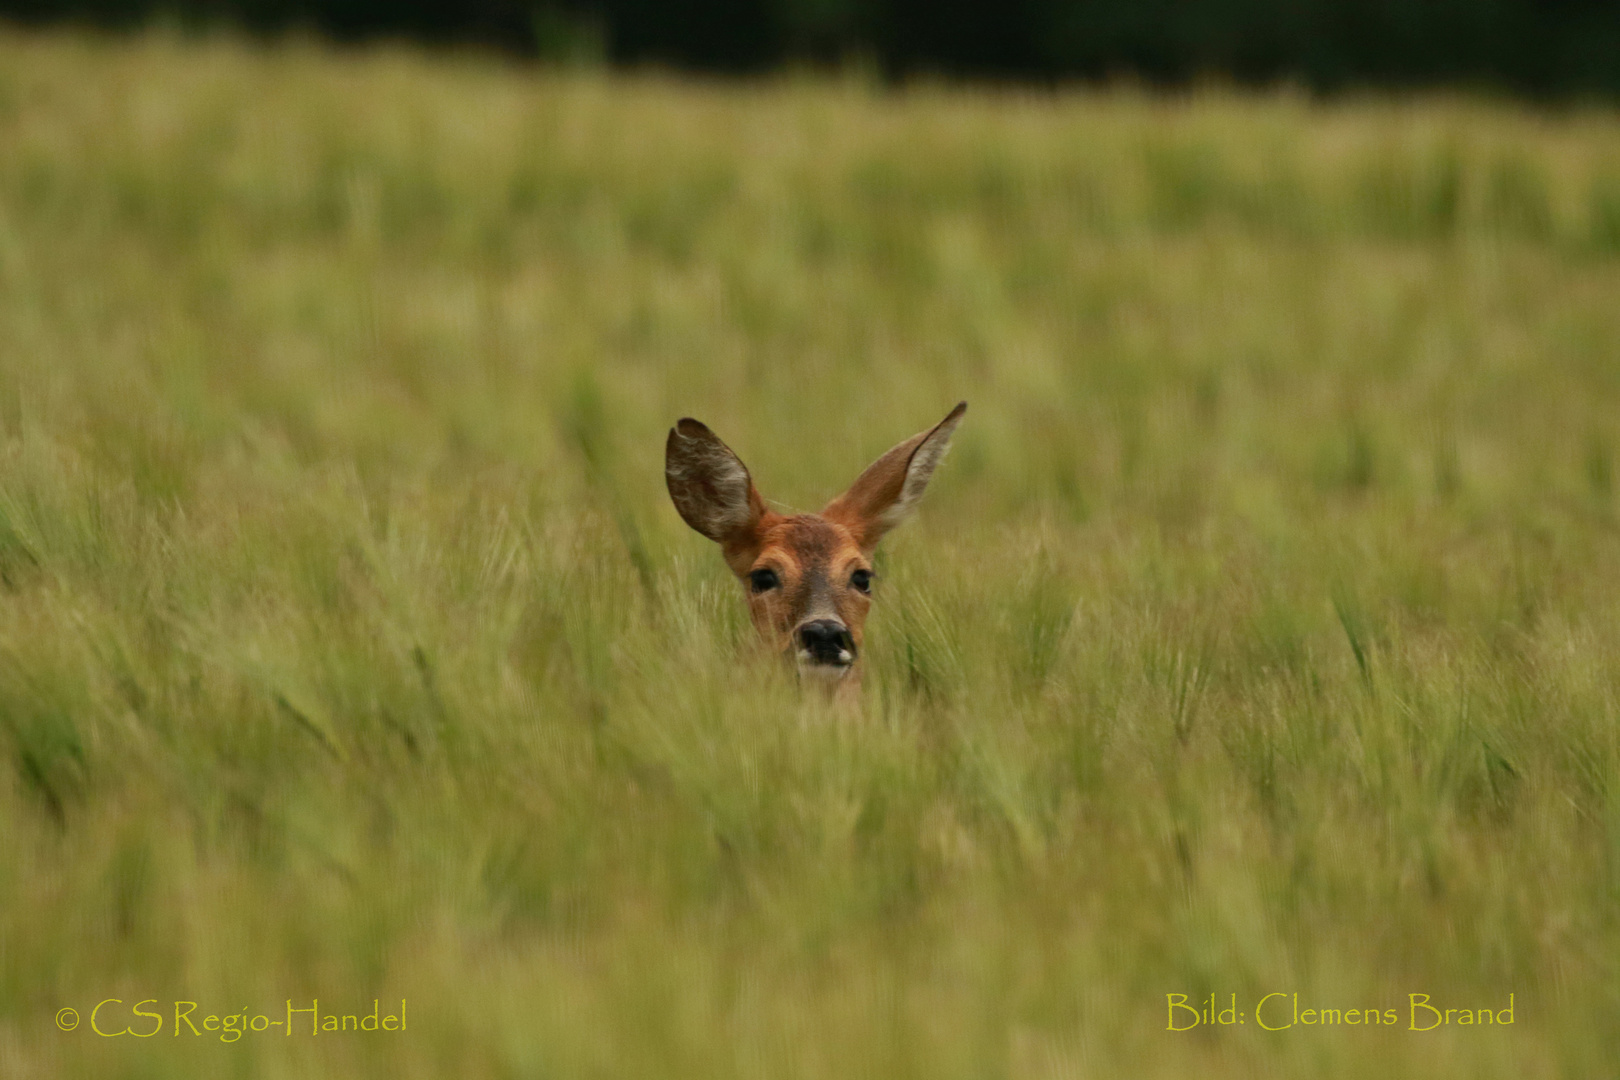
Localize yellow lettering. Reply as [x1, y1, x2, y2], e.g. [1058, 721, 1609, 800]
[174, 1001, 200, 1036]
[1409, 994, 1443, 1031]
[1497, 994, 1515, 1025]
[288, 999, 317, 1036]
[1256, 993, 1292, 1031]
[383, 1015, 398, 1031]
[130, 1000, 163, 1037]
[90, 999, 127, 1037]
[1320, 1009, 1341, 1025]
[1166, 994, 1200, 1031]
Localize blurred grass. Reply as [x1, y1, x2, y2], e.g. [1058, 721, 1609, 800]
[3, 25, 1620, 1079]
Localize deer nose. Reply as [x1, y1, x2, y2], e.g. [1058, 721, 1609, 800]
[797, 619, 855, 666]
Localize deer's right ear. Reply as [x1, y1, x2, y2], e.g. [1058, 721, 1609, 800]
[822, 402, 965, 552]
[665, 419, 768, 550]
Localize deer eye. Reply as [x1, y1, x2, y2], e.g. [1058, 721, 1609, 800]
[748, 568, 780, 594]
[850, 568, 873, 594]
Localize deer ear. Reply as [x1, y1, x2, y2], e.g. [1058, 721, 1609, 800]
[822, 402, 966, 552]
[665, 418, 768, 551]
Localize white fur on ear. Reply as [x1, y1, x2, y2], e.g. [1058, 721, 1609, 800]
[891, 405, 964, 527]
[822, 402, 966, 550]
[665, 419, 763, 544]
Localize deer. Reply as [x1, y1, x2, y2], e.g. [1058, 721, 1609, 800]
[665, 402, 966, 699]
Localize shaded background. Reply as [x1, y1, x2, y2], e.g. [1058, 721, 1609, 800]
[2, 0, 1620, 97]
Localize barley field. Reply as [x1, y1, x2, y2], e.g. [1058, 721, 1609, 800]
[3, 27, 1620, 1079]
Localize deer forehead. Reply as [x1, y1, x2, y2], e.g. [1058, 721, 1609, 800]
[754, 516, 864, 576]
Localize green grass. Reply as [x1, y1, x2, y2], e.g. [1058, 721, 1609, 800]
[3, 26, 1620, 1078]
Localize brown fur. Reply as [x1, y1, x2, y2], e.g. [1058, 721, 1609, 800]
[665, 403, 966, 699]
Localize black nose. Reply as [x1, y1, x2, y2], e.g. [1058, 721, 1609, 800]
[798, 619, 855, 665]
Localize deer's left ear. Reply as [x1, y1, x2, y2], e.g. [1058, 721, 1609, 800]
[823, 402, 966, 552]
[665, 418, 768, 557]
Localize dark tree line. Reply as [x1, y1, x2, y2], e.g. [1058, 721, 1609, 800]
[4, 0, 1619, 97]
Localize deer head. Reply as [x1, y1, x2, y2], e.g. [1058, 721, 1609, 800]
[665, 402, 966, 694]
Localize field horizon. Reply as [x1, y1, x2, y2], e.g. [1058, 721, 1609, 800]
[2, 26, 1620, 1078]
